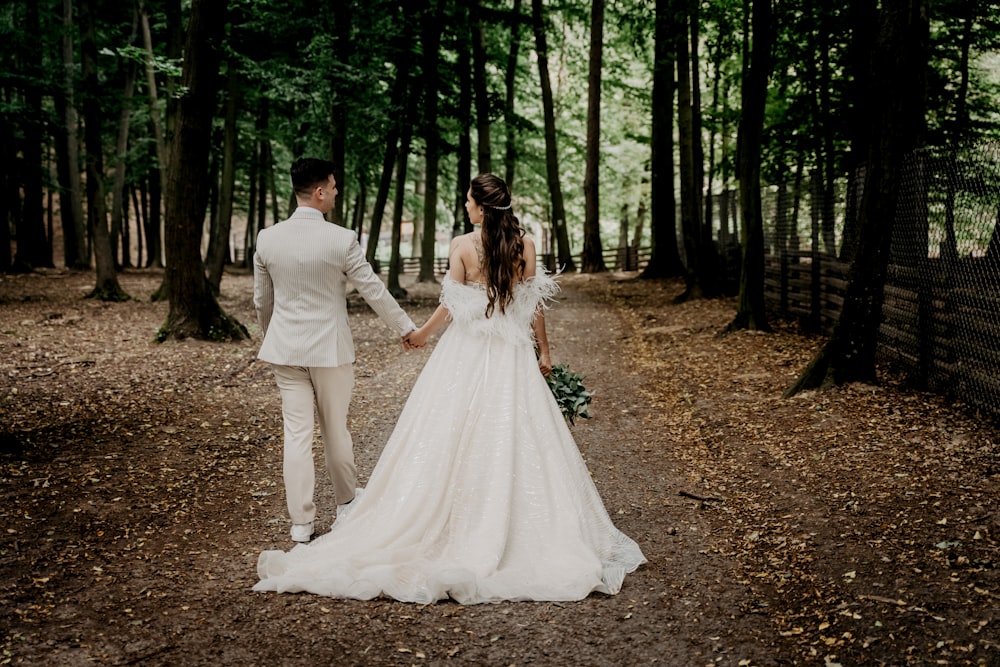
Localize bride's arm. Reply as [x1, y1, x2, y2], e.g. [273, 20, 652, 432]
[406, 239, 465, 348]
[523, 239, 552, 377]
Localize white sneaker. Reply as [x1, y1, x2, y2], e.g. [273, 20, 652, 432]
[332, 488, 364, 528]
[290, 522, 314, 543]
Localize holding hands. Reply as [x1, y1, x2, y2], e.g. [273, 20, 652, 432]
[401, 320, 434, 350]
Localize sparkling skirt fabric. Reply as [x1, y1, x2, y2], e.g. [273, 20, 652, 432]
[254, 275, 646, 604]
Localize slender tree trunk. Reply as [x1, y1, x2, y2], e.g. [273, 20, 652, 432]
[80, 0, 128, 299]
[140, 5, 167, 195]
[207, 71, 238, 292]
[0, 124, 11, 271]
[676, 2, 699, 295]
[503, 0, 522, 189]
[532, 0, 574, 271]
[146, 160, 162, 268]
[161, 0, 247, 341]
[389, 43, 424, 297]
[454, 2, 473, 236]
[110, 12, 140, 270]
[328, 0, 350, 227]
[418, 0, 443, 283]
[13, 0, 50, 271]
[57, 0, 88, 269]
[643, 0, 684, 279]
[840, 0, 877, 262]
[140, 6, 168, 269]
[472, 0, 492, 174]
[120, 184, 132, 268]
[726, 0, 773, 333]
[786, 0, 927, 394]
[389, 120, 415, 298]
[367, 18, 414, 265]
[132, 184, 144, 267]
[688, 2, 720, 297]
[244, 143, 259, 268]
[818, 16, 837, 257]
[581, 0, 607, 273]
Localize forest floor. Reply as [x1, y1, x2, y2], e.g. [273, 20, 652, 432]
[0, 268, 997, 666]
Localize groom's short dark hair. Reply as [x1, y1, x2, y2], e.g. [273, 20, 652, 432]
[291, 158, 336, 196]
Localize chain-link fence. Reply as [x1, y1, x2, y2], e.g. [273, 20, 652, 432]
[759, 142, 1000, 418]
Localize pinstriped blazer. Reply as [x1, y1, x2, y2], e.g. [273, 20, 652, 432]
[252, 206, 415, 367]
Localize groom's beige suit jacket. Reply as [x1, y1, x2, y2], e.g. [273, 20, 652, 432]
[253, 206, 413, 365]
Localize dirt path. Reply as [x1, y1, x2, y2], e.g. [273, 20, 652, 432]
[1, 269, 997, 666]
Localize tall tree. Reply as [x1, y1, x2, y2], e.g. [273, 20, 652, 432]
[454, 1, 474, 236]
[581, 0, 607, 273]
[503, 0, 523, 189]
[13, 0, 51, 271]
[206, 63, 240, 294]
[725, 0, 773, 332]
[786, 0, 928, 394]
[675, 0, 720, 299]
[472, 0, 492, 174]
[418, 0, 444, 283]
[110, 12, 140, 269]
[532, 0, 574, 271]
[55, 0, 88, 269]
[140, 2, 167, 268]
[160, 0, 247, 341]
[642, 0, 685, 279]
[80, 0, 129, 300]
[369, 3, 417, 265]
[329, 0, 350, 227]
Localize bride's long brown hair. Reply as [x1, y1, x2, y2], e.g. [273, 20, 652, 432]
[471, 173, 525, 318]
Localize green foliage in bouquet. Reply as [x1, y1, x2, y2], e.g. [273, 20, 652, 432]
[545, 364, 593, 425]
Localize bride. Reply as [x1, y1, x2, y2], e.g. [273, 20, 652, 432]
[254, 173, 645, 604]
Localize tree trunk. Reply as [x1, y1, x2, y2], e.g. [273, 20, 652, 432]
[13, 0, 50, 271]
[146, 158, 163, 268]
[532, 0, 574, 271]
[0, 123, 11, 271]
[244, 143, 259, 269]
[328, 0, 350, 227]
[206, 69, 238, 293]
[418, 0, 443, 283]
[786, 0, 927, 395]
[388, 116, 415, 298]
[581, 0, 607, 273]
[56, 0, 88, 269]
[725, 0, 773, 333]
[472, 0, 492, 174]
[132, 184, 144, 267]
[160, 0, 247, 342]
[683, 1, 720, 299]
[367, 14, 414, 265]
[110, 12, 140, 270]
[503, 0, 523, 189]
[80, 0, 128, 300]
[676, 2, 699, 295]
[140, 5, 167, 198]
[840, 1, 877, 262]
[453, 2, 473, 237]
[643, 0, 684, 279]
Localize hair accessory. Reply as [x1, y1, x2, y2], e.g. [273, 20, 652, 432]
[485, 202, 512, 210]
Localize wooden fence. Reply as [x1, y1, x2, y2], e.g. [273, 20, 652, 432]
[764, 250, 1000, 418]
[391, 245, 650, 275]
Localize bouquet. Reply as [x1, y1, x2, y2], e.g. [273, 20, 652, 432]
[545, 363, 593, 425]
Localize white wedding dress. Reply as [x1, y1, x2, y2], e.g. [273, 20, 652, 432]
[254, 274, 646, 604]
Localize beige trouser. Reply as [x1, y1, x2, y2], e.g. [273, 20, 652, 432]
[270, 364, 356, 525]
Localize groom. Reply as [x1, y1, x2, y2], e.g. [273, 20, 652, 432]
[253, 157, 417, 543]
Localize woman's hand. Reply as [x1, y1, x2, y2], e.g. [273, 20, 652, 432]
[407, 326, 429, 349]
[537, 351, 552, 377]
